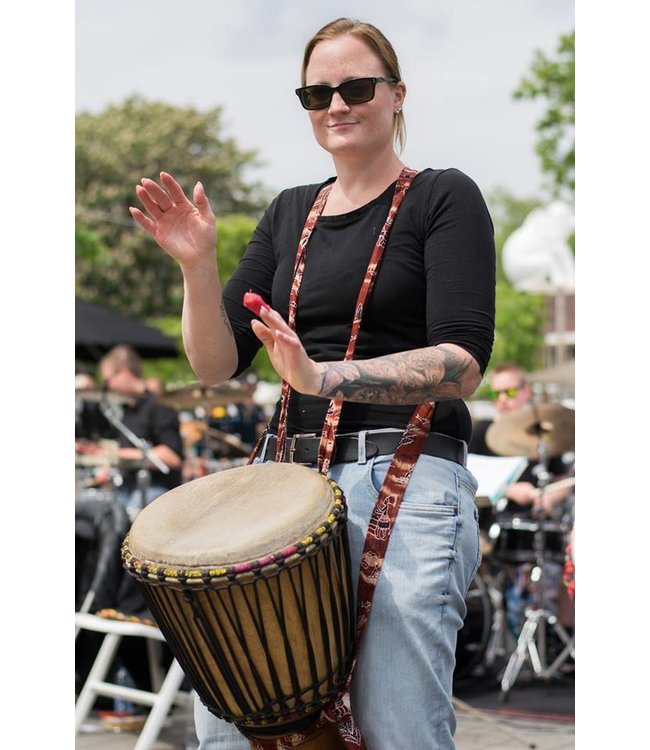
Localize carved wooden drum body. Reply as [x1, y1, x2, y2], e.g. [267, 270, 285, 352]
[122, 462, 355, 743]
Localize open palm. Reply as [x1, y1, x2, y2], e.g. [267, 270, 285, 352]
[130, 172, 217, 268]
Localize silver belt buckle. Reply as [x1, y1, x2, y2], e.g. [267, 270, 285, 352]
[288, 432, 318, 463]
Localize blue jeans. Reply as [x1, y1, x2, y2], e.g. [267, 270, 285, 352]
[194, 450, 481, 750]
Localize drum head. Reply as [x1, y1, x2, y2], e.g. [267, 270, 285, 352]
[128, 463, 336, 566]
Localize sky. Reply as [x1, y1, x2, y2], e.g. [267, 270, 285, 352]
[76, 0, 574, 202]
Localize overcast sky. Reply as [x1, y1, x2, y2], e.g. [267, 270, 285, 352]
[76, 0, 574, 201]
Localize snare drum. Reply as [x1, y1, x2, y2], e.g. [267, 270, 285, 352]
[490, 515, 569, 564]
[121, 462, 354, 746]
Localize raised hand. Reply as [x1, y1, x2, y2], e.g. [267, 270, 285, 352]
[130, 172, 217, 269]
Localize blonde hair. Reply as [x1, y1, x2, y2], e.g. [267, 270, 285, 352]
[300, 18, 406, 153]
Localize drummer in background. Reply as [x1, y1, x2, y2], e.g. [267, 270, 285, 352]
[469, 361, 571, 516]
[144, 374, 166, 396]
[469, 361, 574, 637]
[76, 344, 184, 516]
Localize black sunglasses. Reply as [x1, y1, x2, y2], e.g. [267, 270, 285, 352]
[295, 76, 398, 111]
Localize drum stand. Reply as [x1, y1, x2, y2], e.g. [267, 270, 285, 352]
[99, 400, 170, 513]
[499, 436, 575, 700]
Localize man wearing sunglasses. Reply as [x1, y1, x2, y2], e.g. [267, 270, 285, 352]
[469, 362, 568, 512]
[469, 362, 573, 639]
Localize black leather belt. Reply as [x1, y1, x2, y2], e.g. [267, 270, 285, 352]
[262, 430, 467, 467]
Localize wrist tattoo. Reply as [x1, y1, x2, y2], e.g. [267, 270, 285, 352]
[318, 345, 471, 404]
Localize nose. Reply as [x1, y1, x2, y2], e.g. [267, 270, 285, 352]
[328, 91, 351, 113]
[495, 393, 510, 410]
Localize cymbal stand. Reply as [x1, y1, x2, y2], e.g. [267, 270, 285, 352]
[483, 568, 517, 668]
[99, 400, 170, 513]
[194, 391, 214, 476]
[500, 424, 575, 700]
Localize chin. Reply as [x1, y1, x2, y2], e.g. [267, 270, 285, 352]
[319, 137, 365, 158]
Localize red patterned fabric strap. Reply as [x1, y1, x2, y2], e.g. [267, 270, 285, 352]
[247, 700, 364, 750]
[273, 183, 334, 462]
[345, 402, 434, 681]
[317, 168, 419, 475]
[563, 544, 575, 599]
[246, 168, 433, 750]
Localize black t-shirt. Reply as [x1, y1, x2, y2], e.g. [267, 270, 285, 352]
[223, 168, 496, 442]
[77, 392, 184, 491]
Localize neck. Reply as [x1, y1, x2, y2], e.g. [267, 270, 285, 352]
[330, 148, 405, 206]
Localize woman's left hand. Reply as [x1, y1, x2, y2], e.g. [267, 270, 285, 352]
[251, 306, 324, 395]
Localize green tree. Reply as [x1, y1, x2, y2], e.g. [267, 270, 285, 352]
[76, 97, 271, 319]
[513, 31, 575, 197]
[474, 189, 548, 394]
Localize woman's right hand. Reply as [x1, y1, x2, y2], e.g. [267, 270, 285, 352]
[130, 172, 217, 269]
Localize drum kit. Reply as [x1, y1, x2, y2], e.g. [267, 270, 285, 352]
[160, 382, 257, 477]
[75, 388, 172, 512]
[461, 400, 576, 700]
[75, 382, 255, 506]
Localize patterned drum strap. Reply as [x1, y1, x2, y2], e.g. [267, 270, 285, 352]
[249, 168, 439, 750]
[316, 168, 419, 476]
[272, 182, 333, 463]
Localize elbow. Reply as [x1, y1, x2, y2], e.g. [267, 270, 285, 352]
[437, 344, 482, 399]
[457, 354, 483, 399]
[195, 367, 237, 388]
[188, 349, 239, 387]
[458, 369, 483, 399]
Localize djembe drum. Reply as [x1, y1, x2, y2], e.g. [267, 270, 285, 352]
[121, 462, 355, 748]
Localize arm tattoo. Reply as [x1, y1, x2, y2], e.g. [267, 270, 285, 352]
[219, 300, 234, 336]
[318, 345, 472, 403]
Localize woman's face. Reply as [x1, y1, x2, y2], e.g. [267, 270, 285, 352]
[304, 35, 405, 159]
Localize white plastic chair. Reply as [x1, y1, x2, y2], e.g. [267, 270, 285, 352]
[74, 611, 194, 750]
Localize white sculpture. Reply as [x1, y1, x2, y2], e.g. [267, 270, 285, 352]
[502, 201, 575, 293]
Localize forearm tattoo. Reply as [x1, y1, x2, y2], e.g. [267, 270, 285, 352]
[318, 345, 472, 403]
[219, 300, 234, 336]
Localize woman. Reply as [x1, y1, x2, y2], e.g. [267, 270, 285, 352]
[131, 17, 495, 750]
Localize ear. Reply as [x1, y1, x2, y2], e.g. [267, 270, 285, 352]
[393, 80, 406, 111]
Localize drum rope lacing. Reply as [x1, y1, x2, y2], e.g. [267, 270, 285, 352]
[248, 168, 439, 750]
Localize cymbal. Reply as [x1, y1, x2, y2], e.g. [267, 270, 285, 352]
[485, 403, 575, 459]
[160, 381, 255, 410]
[75, 439, 121, 467]
[75, 454, 118, 468]
[208, 427, 251, 457]
[75, 388, 135, 407]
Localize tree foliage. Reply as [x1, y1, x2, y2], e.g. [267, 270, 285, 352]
[481, 189, 548, 383]
[75, 97, 271, 319]
[513, 31, 575, 197]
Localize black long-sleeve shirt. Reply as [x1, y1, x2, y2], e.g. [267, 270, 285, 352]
[223, 168, 496, 442]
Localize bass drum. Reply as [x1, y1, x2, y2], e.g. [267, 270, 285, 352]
[455, 574, 493, 680]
